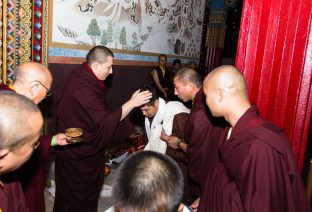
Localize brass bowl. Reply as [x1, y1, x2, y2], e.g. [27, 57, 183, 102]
[65, 128, 83, 143]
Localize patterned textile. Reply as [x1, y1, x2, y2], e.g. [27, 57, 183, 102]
[166, 112, 192, 205]
[0, 0, 47, 84]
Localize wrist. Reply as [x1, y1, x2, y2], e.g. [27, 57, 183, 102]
[51, 136, 57, 147]
[176, 138, 182, 149]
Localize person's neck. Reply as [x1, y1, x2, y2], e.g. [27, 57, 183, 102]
[191, 87, 201, 102]
[11, 83, 23, 94]
[225, 101, 251, 127]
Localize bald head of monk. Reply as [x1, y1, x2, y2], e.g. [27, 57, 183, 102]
[203, 65, 251, 127]
[12, 62, 52, 104]
[0, 91, 43, 174]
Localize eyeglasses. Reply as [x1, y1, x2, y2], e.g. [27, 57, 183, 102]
[33, 80, 51, 97]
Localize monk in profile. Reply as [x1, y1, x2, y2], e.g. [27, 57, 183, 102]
[54, 45, 152, 211]
[0, 91, 43, 211]
[167, 67, 225, 209]
[200, 65, 310, 211]
[0, 62, 70, 212]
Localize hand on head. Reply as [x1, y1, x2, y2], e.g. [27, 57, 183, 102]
[130, 89, 152, 107]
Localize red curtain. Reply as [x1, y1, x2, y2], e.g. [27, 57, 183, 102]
[236, 0, 312, 171]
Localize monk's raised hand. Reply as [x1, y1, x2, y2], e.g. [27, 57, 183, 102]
[130, 90, 152, 107]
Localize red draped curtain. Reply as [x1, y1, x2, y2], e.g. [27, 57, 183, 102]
[236, 0, 312, 171]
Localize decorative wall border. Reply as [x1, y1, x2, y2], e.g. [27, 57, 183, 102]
[1, 0, 47, 84]
[0, 1, 3, 82]
[32, 0, 48, 65]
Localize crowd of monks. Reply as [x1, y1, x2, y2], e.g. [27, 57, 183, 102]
[0, 45, 311, 212]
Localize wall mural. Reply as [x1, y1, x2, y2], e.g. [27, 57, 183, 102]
[50, 0, 205, 57]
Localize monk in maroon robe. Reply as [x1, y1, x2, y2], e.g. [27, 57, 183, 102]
[54, 46, 151, 211]
[0, 62, 70, 212]
[200, 65, 310, 211]
[0, 84, 51, 212]
[167, 67, 225, 200]
[0, 92, 44, 212]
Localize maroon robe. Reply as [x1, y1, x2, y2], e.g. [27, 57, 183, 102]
[0, 83, 51, 212]
[54, 63, 135, 211]
[0, 173, 29, 212]
[185, 89, 225, 196]
[0, 83, 11, 91]
[199, 106, 311, 212]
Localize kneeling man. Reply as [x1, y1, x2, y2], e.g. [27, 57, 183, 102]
[139, 85, 191, 204]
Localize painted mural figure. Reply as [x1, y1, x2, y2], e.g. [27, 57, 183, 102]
[78, 0, 98, 12]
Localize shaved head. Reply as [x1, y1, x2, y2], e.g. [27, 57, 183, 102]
[175, 67, 202, 88]
[12, 62, 52, 104]
[113, 151, 183, 212]
[204, 65, 248, 99]
[0, 91, 43, 150]
[14, 62, 52, 86]
[203, 65, 251, 124]
[86, 45, 114, 65]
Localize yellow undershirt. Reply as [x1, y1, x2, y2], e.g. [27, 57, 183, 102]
[8, 84, 16, 92]
[160, 66, 165, 77]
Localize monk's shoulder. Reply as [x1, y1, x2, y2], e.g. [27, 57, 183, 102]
[241, 124, 288, 155]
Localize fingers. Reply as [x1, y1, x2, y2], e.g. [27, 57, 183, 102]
[133, 89, 140, 95]
[133, 91, 152, 107]
[56, 133, 71, 140]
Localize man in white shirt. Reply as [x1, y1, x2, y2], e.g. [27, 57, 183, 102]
[139, 84, 192, 204]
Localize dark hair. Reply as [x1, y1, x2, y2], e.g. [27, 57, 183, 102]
[86, 45, 114, 65]
[175, 67, 202, 88]
[0, 91, 41, 150]
[158, 54, 167, 61]
[173, 59, 181, 66]
[113, 151, 183, 212]
[138, 85, 158, 107]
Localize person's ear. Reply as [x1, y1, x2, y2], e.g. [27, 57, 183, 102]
[0, 149, 10, 170]
[0, 149, 9, 160]
[29, 81, 41, 100]
[154, 99, 159, 107]
[216, 88, 224, 102]
[186, 82, 194, 90]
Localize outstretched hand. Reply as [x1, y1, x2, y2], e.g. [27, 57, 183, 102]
[130, 90, 152, 107]
[54, 133, 71, 146]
